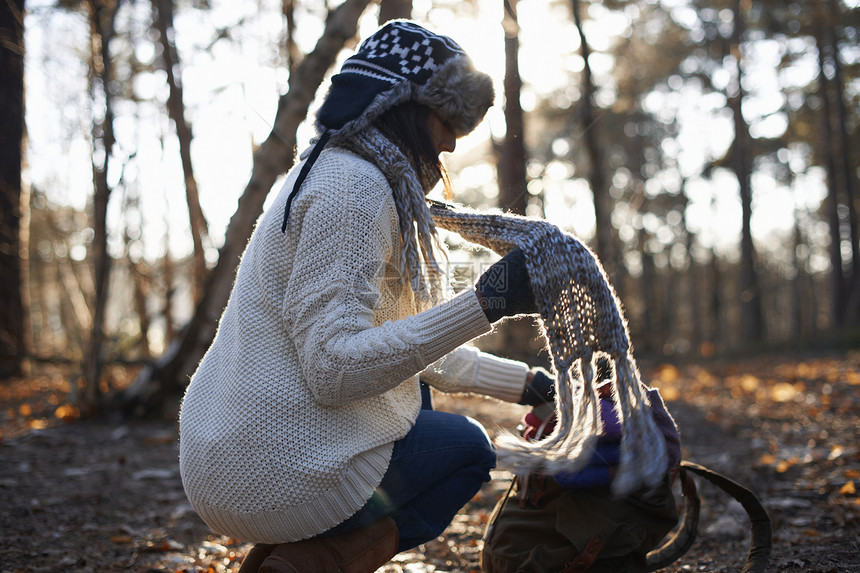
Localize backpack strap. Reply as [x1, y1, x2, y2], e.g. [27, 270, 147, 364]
[646, 462, 771, 572]
[561, 536, 604, 573]
[483, 476, 519, 548]
[645, 465, 700, 570]
[677, 462, 772, 573]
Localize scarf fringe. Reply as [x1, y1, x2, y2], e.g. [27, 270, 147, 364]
[431, 203, 669, 497]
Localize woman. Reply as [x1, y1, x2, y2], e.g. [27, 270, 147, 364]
[178, 20, 553, 573]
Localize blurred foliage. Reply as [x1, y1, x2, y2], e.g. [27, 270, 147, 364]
[14, 0, 860, 371]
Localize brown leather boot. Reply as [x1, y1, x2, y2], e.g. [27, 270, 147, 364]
[259, 516, 399, 573]
[237, 543, 276, 572]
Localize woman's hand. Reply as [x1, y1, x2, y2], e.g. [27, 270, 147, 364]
[519, 368, 555, 405]
[474, 248, 537, 323]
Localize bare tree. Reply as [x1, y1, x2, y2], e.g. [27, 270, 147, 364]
[728, 0, 763, 343]
[152, 0, 210, 304]
[0, 0, 26, 379]
[379, 0, 411, 22]
[122, 187, 153, 360]
[680, 191, 703, 353]
[81, 0, 120, 413]
[790, 181, 815, 340]
[487, 0, 543, 365]
[282, 0, 299, 75]
[158, 209, 177, 346]
[497, 0, 527, 216]
[120, 0, 373, 414]
[815, 18, 847, 329]
[822, 0, 859, 322]
[571, 0, 613, 278]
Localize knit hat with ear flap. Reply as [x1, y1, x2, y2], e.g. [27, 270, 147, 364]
[281, 20, 494, 231]
[317, 20, 494, 137]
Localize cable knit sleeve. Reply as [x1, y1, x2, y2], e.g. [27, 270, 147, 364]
[421, 345, 530, 403]
[283, 156, 492, 407]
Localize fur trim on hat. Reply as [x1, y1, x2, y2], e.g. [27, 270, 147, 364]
[416, 57, 494, 136]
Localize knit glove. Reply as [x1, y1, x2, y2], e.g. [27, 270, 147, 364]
[519, 367, 556, 406]
[475, 248, 537, 323]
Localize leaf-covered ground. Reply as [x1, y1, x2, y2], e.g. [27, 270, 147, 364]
[1, 351, 858, 572]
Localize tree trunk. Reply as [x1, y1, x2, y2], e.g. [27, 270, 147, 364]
[571, 0, 612, 278]
[282, 0, 299, 75]
[814, 22, 846, 329]
[709, 249, 723, 353]
[498, 0, 527, 216]
[681, 195, 703, 354]
[791, 185, 806, 340]
[81, 0, 119, 414]
[33, 239, 55, 356]
[160, 226, 177, 346]
[824, 0, 859, 323]
[123, 193, 152, 360]
[491, 0, 537, 364]
[379, 0, 411, 22]
[638, 229, 658, 355]
[153, 0, 210, 304]
[56, 261, 84, 359]
[55, 235, 93, 340]
[0, 0, 26, 379]
[729, 0, 762, 344]
[119, 0, 373, 415]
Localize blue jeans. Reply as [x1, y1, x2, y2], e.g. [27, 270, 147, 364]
[321, 392, 496, 551]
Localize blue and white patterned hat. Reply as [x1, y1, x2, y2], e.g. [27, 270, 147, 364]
[282, 21, 494, 232]
[316, 20, 494, 137]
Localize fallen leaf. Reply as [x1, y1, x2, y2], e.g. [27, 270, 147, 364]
[740, 374, 760, 393]
[656, 364, 680, 383]
[54, 403, 80, 422]
[132, 468, 175, 480]
[143, 432, 175, 445]
[839, 481, 856, 495]
[770, 382, 797, 402]
[143, 538, 184, 553]
[828, 445, 844, 461]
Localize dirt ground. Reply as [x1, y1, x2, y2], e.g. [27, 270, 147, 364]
[1, 351, 858, 572]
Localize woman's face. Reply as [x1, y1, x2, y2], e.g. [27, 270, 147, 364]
[427, 112, 457, 155]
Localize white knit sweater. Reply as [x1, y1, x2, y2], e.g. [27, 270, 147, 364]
[179, 148, 529, 544]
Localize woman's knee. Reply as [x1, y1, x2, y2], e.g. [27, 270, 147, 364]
[459, 415, 496, 471]
[407, 410, 496, 471]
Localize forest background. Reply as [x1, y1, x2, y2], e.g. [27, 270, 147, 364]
[0, 0, 859, 571]
[0, 0, 858, 412]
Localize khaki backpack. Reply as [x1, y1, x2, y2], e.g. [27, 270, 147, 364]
[481, 462, 772, 573]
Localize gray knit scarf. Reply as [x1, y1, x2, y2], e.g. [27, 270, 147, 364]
[333, 127, 447, 305]
[328, 128, 668, 496]
[430, 203, 670, 497]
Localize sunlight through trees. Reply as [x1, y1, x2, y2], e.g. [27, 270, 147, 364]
[2, 0, 858, 412]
